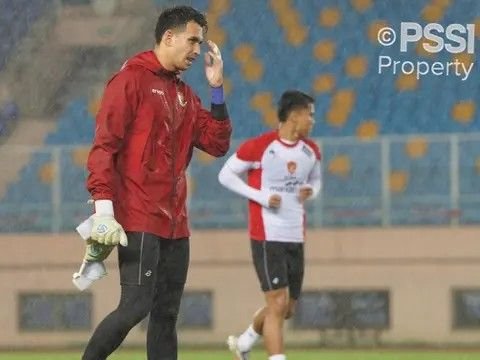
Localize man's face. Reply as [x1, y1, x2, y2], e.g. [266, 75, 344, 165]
[293, 103, 315, 137]
[169, 21, 204, 71]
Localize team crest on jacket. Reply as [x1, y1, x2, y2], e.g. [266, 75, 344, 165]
[287, 161, 297, 174]
[177, 92, 187, 107]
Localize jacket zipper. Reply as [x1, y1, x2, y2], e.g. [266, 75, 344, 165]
[170, 80, 179, 239]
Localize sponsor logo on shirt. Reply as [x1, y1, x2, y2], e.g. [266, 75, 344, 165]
[151, 88, 165, 96]
[269, 175, 302, 194]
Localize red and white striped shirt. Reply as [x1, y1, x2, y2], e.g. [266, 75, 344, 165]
[218, 131, 321, 242]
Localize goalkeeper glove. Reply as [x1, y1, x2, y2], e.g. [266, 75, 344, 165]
[72, 260, 107, 291]
[72, 241, 113, 291]
[73, 215, 114, 291]
[90, 200, 128, 247]
[84, 241, 115, 262]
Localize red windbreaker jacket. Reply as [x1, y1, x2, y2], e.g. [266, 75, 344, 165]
[86, 51, 232, 239]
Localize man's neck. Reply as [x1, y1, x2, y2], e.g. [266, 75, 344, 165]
[278, 123, 299, 142]
[153, 46, 175, 72]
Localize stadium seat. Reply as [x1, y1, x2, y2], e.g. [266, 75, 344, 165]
[3, 0, 480, 230]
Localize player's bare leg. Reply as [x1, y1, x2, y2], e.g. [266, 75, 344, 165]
[252, 298, 297, 333]
[229, 297, 297, 359]
[262, 287, 288, 357]
[252, 306, 266, 335]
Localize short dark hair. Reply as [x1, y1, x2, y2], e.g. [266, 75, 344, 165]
[277, 90, 315, 122]
[155, 5, 208, 44]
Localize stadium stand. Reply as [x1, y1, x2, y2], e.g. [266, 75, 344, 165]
[0, 0, 52, 70]
[1, 0, 480, 231]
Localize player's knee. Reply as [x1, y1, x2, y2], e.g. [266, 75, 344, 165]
[119, 297, 153, 326]
[134, 303, 153, 323]
[266, 290, 288, 316]
[150, 305, 179, 323]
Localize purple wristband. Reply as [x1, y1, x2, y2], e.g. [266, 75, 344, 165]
[211, 86, 224, 105]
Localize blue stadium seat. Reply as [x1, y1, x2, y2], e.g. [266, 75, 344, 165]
[0, 0, 52, 69]
[3, 0, 480, 230]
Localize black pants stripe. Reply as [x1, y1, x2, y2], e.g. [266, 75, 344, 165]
[82, 232, 189, 360]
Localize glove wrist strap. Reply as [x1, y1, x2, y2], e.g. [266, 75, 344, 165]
[95, 200, 114, 216]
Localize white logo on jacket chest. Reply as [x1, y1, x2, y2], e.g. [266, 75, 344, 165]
[151, 88, 164, 96]
[177, 92, 187, 107]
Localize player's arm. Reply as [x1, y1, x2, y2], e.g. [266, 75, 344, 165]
[87, 70, 137, 200]
[218, 154, 271, 208]
[193, 94, 232, 157]
[298, 137, 322, 203]
[193, 39, 232, 157]
[85, 70, 138, 246]
[303, 160, 322, 199]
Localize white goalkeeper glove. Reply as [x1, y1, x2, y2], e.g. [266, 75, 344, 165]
[90, 200, 128, 247]
[72, 260, 107, 291]
[73, 215, 111, 291]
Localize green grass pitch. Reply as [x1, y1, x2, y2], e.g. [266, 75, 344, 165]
[1, 350, 480, 360]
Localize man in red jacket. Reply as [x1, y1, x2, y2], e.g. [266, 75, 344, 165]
[82, 5, 231, 360]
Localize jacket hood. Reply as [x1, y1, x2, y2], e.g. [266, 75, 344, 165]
[124, 50, 177, 76]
